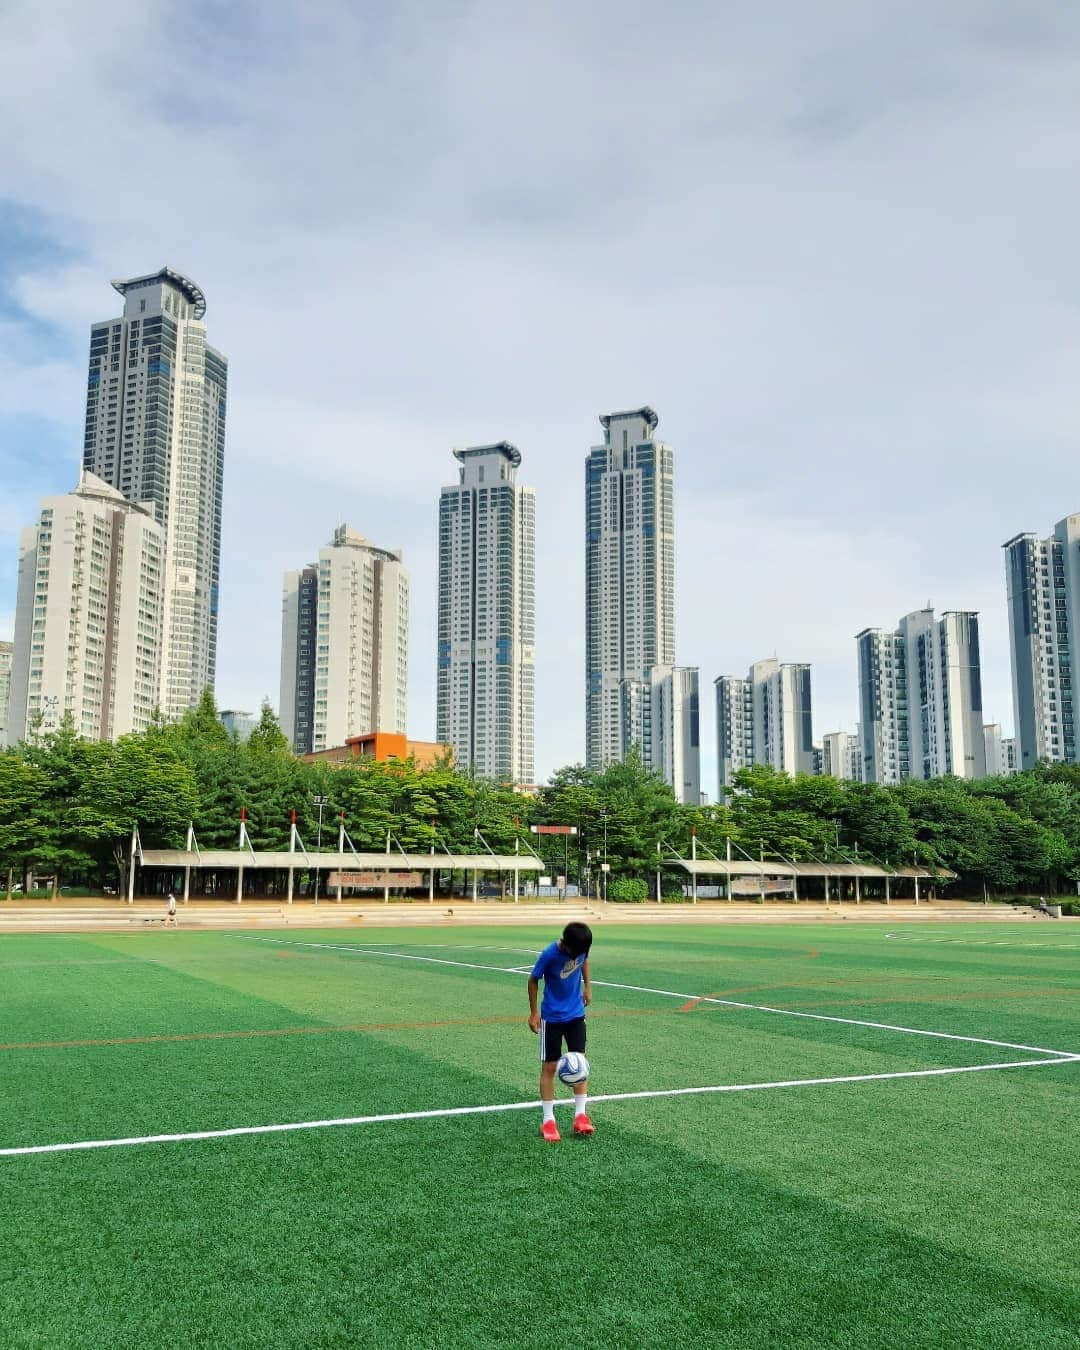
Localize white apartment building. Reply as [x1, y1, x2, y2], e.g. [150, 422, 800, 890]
[82, 268, 227, 721]
[821, 730, 862, 781]
[622, 665, 701, 803]
[751, 658, 815, 776]
[6, 472, 164, 744]
[855, 627, 909, 784]
[983, 723, 1018, 776]
[715, 675, 754, 793]
[1003, 516, 1080, 768]
[280, 526, 408, 754]
[585, 408, 675, 770]
[857, 608, 986, 783]
[0, 641, 12, 744]
[436, 443, 535, 784]
[715, 658, 814, 795]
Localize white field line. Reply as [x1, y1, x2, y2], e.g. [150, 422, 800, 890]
[883, 932, 1080, 950]
[237, 937, 1080, 1060]
[3, 1056, 1077, 1158]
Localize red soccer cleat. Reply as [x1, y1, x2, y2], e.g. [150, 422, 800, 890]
[573, 1113, 595, 1137]
[540, 1118, 561, 1142]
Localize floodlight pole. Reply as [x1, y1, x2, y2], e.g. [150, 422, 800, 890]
[127, 823, 137, 905]
[691, 829, 698, 904]
[287, 811, 296, 904]
[236, 809, 246, 904]
[183, 823, 193, 905]
[311, 795, 328, 904]
[656, 842, 662, 905]
[336, 815, 345, 902]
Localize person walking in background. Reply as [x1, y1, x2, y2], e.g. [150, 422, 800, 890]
[166, 892, 178, 926]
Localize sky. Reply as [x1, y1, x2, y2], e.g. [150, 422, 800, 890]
[2, 0, 1079, 789]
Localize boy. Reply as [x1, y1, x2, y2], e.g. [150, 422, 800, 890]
[527, 921, 594, 1141]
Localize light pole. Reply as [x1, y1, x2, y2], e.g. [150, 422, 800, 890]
[601, 811, 609, 902]
[311, 794, 329, 903]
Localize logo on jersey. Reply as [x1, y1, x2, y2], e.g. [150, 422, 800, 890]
[559, 957, 583, 979]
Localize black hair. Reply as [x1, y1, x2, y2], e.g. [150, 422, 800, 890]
[561, 921, 593, 957]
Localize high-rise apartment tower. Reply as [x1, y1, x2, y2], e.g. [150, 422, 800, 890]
[0, 641, 13, 745]
[6, 472, 164, 745]
[585, 408, 675, 770]
[857, 608, 986, 783]
[983, 723, 1018, 776]
[622, 665, 701, 803]
[715, 658, 815, 796]
[82, 268, 227, 721]
[1003, 516, 1080, 768]
[436, 443, 535, 784]
[821, 730, 862, 781]
[280, 526, 409, 755]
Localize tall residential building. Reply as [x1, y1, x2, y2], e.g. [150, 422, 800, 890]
[280, 526, 409, 755]
[585, 408, 675, 770]
[715, 674, 754, 792]
[436, 443, 535, 783]
[622, 665, 701, 803]
[715, 657, 814, 795]
[983, 723, 1018, 776]
[280, 564, 318, 754]
[821, 730, 862, 781]
[857, 608, 986, 784]
[6, 472, 164, 745]
[855, 626, 909, 784]
[1003, 515, 1080, 768]
[82, 268, 227, 722]
[0, 641, 12, 745]
[751, 658, 815, 776]
[220, 709, 257, 742]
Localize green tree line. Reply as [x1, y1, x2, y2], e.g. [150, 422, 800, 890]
[1, 691, 1078, 899]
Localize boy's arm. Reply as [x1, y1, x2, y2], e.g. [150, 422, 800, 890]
[527, 976, 541, 1032]
[582, 958, 592, 1007]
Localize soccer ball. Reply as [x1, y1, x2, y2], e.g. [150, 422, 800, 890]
[557, 1052, 590, 1086]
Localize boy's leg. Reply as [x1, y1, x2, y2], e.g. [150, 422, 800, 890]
[566, 1018, 595, 1135]
[538, 1020, 561, 1140]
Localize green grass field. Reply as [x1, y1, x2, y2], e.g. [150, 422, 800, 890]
[1, 922, 1077, 1348]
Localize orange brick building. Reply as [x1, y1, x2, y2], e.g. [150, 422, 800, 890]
[302, 732, 452, 770]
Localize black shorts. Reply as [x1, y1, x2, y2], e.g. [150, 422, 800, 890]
[540, 1016, 586, 1065]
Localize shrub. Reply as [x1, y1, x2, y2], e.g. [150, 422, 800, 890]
[608, 876, 649, 902]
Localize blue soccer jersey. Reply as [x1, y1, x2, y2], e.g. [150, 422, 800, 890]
[531, 941, 588, 1021]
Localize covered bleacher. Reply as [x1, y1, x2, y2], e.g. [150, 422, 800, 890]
[131, 819, 543, 904]
[669, 845, 954, 903]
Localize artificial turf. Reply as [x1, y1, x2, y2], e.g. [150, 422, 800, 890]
[0, 922, 1077, 1348]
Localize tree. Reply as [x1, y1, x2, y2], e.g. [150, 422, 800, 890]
[78, 736, 199, 890]
[0, 753, 49, 896]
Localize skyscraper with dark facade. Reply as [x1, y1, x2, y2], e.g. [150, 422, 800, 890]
[82, 268, 227, 720]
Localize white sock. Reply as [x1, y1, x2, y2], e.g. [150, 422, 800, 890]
[542, 1100, 555, 1124]
[574, 1093, 588, 1117]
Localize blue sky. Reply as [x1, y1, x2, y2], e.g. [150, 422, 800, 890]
[2, 1, 1080, 785]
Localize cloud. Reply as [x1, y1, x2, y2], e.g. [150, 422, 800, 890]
[1, 1, 1079, 776]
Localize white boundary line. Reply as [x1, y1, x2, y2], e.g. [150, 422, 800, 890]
[3, 1056, 1076, 1157]
[883, 932, 1080, 950]
[235, 937, 1080, 1060]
